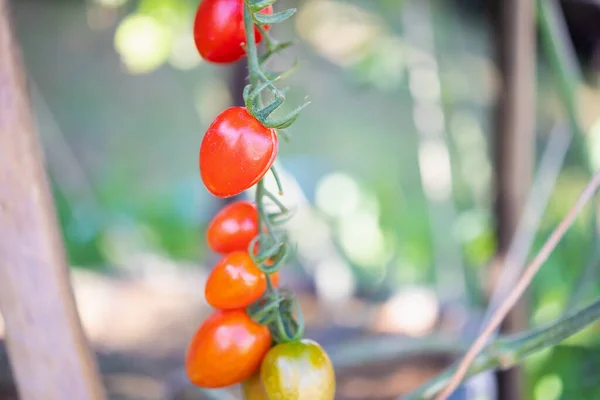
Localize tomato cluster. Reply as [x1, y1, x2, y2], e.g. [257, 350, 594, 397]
[186, 0, 335, 398]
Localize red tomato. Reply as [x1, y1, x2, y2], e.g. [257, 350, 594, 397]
[185, 309, 272, 388]
[193, 0, 273, 63]
[205, 251, 278, 309]
[200, 107, 278, 198]
[207, 201, 259, 254]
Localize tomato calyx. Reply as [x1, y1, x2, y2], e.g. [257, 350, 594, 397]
[247, 288, 304, 344]
[249, 233, 292, 274]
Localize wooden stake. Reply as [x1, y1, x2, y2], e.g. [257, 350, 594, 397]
[492, 0, 536, 398]
[0, 1, 106, 398]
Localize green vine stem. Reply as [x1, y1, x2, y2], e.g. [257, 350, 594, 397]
[242, 0, 305, 344]
[402, 296, 600, 400]
[243, 4, 261, 88]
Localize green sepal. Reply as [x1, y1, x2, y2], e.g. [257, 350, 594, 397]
[264, 100, 310, 129]
[256, 95, 284, 122]
[244, 78, 281, 116]
[246, 0, 277, 13]
[253, 8, 296, 25]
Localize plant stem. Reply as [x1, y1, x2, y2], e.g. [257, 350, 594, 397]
[244, 4, 276, 292]
[243, 3, 261, 88]
[436, 169, 600, 399]
[404, 297, 600, 400]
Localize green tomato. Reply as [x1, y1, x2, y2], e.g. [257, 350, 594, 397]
[242, 373, 269, 400]
[260, 339, 335, 400]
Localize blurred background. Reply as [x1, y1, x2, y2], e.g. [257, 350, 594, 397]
[2, 0, 600, 399]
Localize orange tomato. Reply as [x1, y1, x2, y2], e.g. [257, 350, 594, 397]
[205, 251, 278, 309]
[185, 309, 271, 388]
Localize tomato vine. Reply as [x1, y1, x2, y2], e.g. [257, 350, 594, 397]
[186, 0, 334, 396]
[240, 0, 308, 344]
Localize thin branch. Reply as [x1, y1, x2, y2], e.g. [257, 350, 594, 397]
[434, 170, 600, 399]
[482, 123, 571, 331]
[538, 0, 585, 139]
[404, 296, 600, 399]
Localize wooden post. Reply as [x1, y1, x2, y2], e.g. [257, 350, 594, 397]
[491, 0, 536, 399]
[0, 1, 106, 399]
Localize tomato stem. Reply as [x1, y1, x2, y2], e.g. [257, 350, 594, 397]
[270, 166, 285, 195]
[243, 0, 305, 344]
[243, 3, 261, 89]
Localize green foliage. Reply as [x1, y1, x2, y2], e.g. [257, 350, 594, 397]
[527, 345, 600, 400]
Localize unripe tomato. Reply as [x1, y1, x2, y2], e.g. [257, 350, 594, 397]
[200, 107, 278, 198]
[207, 201, 259, 254]
[193, 0, 273, 63]
[260, 339, 335, 400]
[185, 309, 271, 388]
[242, 372, 269, 400]
[205, 251, 278, 309]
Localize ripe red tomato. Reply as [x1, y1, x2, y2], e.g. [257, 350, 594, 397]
[207, 201, 259, 254]
[205, 251, 278, 309]
[193, 0, 273, 63]
[185, 309, 272, 388]
[200, 107, 278, 198]
[260, 339, 335, 399]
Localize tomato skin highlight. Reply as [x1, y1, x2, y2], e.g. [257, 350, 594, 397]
[185, 309, 272, 388]
[193, 0, 273, 64]
[260, 339, 335, 400]
[205, 251, 278, 309]
[207, 201, 259, 254]
[200, 107, 278, 198]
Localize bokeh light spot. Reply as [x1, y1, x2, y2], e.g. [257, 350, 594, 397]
[315, 257, 356, 304]
[169, 33, 201, 70]
[114, 14, 172, 74]
[316, 172, 360, 219]
[534, 374, 563, 400]
[339, 211, 390, 268]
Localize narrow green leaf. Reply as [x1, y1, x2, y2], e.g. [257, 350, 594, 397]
[264, 100, 310, 129]
[253, 8, 296, 25]
[249, 77, 280, 100]
[256, 96, 284, 121]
